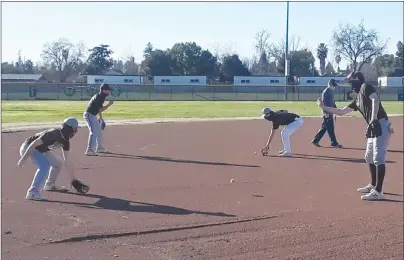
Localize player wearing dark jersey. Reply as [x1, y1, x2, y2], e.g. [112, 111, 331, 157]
[17, 117, 88, 200]
[84, 83, 114, 156]
[260, 107, 304, 157]
[317, 71, 393, 201]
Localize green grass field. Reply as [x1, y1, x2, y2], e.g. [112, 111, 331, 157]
[1, 101, 403, 124]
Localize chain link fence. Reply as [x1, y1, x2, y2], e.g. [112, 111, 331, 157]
[1, 82, 403, 101]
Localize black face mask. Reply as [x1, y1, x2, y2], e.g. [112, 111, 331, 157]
[61, 126, 77, 139]
[351, 80, 363, 93]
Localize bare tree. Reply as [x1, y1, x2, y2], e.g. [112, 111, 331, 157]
[269, 36, 301, 67]
[41, 38, 85, 82]
[254, 29, 271, 56]
[331, 21, 388, 71]
[123, 56, 140, 75]
[210, 41, 236, 62]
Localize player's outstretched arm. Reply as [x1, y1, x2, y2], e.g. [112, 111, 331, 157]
[317, 98, 354, 116]
[343, 71, 355, 83]
[61, 150, 77, 181]
[263, 129, 276, 148]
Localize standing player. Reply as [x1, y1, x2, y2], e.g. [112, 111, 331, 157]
[311, 79, 343, 148]
[84, 83, 114, 156]
[260, 107, 304, 157]
[17, 117, 89, 200]
[317, 71, 392, 201]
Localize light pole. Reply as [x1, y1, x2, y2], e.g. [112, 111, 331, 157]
[285, 1, 290, 73]
[284, 1, 290, 100]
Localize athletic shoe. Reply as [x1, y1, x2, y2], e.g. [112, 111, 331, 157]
[96, 148, 109, 153]
[331, 144, 343, 148]
[278, 150, 285, 154]
[278, 151, 292, 157]
[85, 150, 98, 156]
[311, 142, 321, 147]
[26, 190, 45, 201]
[357, 184, 375, 193]
[361, 189, 384, 201]
[43, 183, 67, 191]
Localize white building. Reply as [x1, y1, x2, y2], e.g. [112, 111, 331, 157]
[153, 76, 207, 85]
[233, 76, 286, 86]
[86, 75, 142, 85]
[378, 76, 404, 87]
[298, 77, 349, 86]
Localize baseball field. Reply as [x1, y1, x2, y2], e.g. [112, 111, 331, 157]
[2, 101, 403, 260]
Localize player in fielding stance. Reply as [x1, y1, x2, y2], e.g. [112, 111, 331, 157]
[84, 83, 114, 156]
[317, 71, 393, 201]
[260, 107, 304, 157]
[17, 117, 89, 201]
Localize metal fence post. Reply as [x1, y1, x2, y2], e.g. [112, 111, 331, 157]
[148, 87, 151, 101]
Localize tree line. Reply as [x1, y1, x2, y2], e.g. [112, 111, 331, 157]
[2, 21, 403, 83]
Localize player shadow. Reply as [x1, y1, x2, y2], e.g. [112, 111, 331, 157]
[45, 192, 236, 217]
[271, 153, 396, 164]
[384, 192, 403, 196]
[374, 198, 404, 203]
[98, 152, 260, 168]
[322, 146, 404, 154]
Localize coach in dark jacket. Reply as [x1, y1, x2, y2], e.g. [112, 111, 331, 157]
[311, 79, 343, 148]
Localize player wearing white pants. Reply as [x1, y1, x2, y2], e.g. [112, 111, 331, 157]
[280, 117, 304, 155]
[260, 107, 304, 157]
[84, 83, 114, 156]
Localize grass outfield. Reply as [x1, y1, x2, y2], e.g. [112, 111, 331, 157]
[1, 101, 403, 124]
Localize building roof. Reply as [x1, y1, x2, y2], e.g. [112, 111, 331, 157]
[1, 74, 43, 81]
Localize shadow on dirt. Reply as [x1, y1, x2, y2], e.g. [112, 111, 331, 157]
[269, 153, 396, 164]
[45, 215, 277, 244]
[44, 192, 236, 217]
[322, 146, 404, 154]
[98, 152, 260, 168]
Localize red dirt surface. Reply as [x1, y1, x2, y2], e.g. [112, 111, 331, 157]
[2, 117, 403, 260]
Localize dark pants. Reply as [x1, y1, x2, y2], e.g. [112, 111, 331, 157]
[312, 116, 339, 146]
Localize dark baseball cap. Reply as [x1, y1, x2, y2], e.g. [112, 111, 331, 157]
[329, 79, 339, 87]
[100, 83, 112, 91]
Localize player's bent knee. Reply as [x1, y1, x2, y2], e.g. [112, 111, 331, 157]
[364, 153, 374, 164]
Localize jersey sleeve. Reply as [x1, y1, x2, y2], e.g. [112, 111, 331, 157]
[63, 141, 70, 151]
[272, 122, 280, 130]
[347, 99, 358, 111]
[263, 114, 272, 121]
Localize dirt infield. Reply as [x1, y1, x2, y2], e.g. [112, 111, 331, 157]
[2, 117, 403, 260]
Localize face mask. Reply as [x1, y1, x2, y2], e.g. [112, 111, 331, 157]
[68, 128, 77, 139]
[351, 80, 362, 93]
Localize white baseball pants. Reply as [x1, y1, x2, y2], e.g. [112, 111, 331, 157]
[281, 117, 304, 154]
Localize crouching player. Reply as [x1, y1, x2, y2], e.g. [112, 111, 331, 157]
[17, 117, 89, 200]
[260, 108, 304, 157]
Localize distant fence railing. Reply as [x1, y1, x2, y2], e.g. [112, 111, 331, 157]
[1, 82, 404, 101]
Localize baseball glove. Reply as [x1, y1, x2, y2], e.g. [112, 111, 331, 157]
[366, 120, 382, 138]
[99, 118, 106, 130]
[260, 146, 269, 156]
[71, 179, 90, 194]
